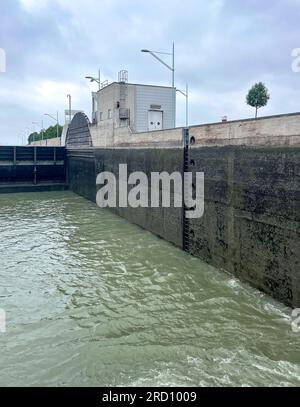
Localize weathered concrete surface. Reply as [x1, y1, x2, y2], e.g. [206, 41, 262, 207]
[90, 125, 183, 148]
[67, 145, 300, 307]
[112, 127, 183, 148]
[89, 112, 300, 149]
[95, 148, 183, 248]
[189, 112, 300, 147]
[67, 149, 97, 203]
[67, 148, 183, 248]
[30, 138, 61, 147]
[188, 146, 300, 307]
[33, 112, 300, 149]
[0, 182, 68, 194]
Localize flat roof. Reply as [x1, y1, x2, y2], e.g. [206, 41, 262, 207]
[96, 82, 173, 93]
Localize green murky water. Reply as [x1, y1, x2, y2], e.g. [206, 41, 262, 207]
[0, 191, 299, 387]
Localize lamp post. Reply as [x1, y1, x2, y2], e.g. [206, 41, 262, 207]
[44, 112, 59, 145]
[85, 69, 101, 91]
[41, 119, 44, 140]
[141, 42, 176, 128]
[18, 132, 26, 145]
[32, 122, 39, 144]
[177, 84, 189, 127]
[33, 120, 44, 141]
[25, 126, 32, 142]
[67, 94, 72, 124]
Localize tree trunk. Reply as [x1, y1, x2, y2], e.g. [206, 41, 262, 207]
[255, 106, 258, 118]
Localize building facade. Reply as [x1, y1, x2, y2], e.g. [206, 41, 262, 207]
[92, 78, 175, 135]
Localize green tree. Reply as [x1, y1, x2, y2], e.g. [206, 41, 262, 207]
[28, 132, 39, 144]
[28, 125, 63, 144]
[246, 82, 270, 118]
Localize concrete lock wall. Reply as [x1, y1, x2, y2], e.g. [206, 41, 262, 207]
[30, 112, 300, 148]
[67, 148, 184, 248]
[189, 112, 300, 147]
[89, 124, 183, 148]
[89, 112, 300, 149]
[30, 138, 61, 147]
[187, 146, 300, 307]
[66, 112, 300, 307]
[67, 143, 300, 308]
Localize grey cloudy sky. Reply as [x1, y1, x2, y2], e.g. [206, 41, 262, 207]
[0, 0, 299, 145]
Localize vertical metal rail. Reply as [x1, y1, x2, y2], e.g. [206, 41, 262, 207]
[182, 128, 190, 252]
[33, 147, 37, 185]
[13, 147, 17, 166]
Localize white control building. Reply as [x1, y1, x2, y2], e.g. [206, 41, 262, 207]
[91, 71, 175, 135]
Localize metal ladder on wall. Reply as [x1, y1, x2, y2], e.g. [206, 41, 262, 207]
[118, 70, 129, 125]
[182, 128, 191, 252]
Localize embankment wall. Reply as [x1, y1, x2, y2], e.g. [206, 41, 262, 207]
[67, 145, 300, 307]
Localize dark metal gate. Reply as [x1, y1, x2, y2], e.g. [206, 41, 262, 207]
[65, 112, 93, 148]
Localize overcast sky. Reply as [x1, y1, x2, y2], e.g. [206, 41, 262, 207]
[0, 0, 299, 145]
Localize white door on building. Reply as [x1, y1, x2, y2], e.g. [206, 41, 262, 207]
[148, 111, 163, 131]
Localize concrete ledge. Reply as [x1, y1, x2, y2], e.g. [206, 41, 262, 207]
[0, 182, 68, 194]
[0, 160, 65, 166]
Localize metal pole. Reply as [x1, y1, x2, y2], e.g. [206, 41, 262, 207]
[186, 83, 189, 127]
[56, 111, 59, 145]
[141, 44, 175, 127]
[41, 120, 44, 140]
[172, 42, 176, 128]
[67, 95, 72, 123]
[98, 70, 101, 124]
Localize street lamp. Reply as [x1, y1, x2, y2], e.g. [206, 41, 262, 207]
[44, 112, 59, 145]
[177, 84, 189, 127]
[33, 120, 44, 140]
[18, 132, 26, 145]
[25, 126, 32, 144]
[32, 122, 39, 143]
[141, 42, 176, 128]
[67, 94, 72, 124]
[41, 119, 44, 140]
[85, 69, 101, 91]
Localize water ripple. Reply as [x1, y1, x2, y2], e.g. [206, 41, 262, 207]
[0, 191, 299, 387]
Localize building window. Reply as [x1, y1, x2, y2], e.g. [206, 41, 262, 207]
[100, 112, 103, 121]
[108, 109, 112, 119]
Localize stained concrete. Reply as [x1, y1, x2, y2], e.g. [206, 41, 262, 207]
[67, 145, 300, 307]
[188, 146, 300, 307]
[33, 112, 300, 149]
[67, 148, 183, 248]
[0, 182, 68, 194]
